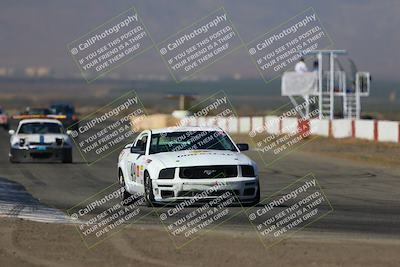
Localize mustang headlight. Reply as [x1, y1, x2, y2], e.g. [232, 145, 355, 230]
[240, 165, 255, 177]
[158, 168, 175, 179]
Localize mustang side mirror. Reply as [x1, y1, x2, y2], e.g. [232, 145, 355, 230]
[130, 140, 145, 154]
[236, 143, 249, 151]
[130, 146, 144, 154]
[8, 130, 15, 135]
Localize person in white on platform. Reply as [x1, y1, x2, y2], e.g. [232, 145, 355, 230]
[294, 57, 308, 73]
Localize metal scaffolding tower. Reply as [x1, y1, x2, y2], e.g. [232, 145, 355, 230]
[282, 49, 370, 120]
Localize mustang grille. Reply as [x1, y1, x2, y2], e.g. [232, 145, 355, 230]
[30, 152, 53, 159]
[179, 165, 238, 179]
[29, 142, 53, 146]
[177, 190, 240, 198]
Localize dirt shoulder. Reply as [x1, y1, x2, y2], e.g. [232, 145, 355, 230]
[233, 134, 400, 168]
[0, 218, 399, 267]
[299, 137, 400, 167]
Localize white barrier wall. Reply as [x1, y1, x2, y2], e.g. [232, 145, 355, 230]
[197, 117, 207, 127]
[265, 116, 280, 135]
[227, 117, 239, 134]
[217, 117, 228, 131]
[281, 117, 298, 134]
[206, 116, 217, 127]
[378, 121, 399, 143]
[179, 118, 189, 127]
[179, 115, 399, 144]
[355, 120, 375, 140]
[239, 117, 251, 134]
[251, 117, 264, 132]
[331, 119, 352, 138]
[310, 119, 329, 136]
[184, 117, 195, 126]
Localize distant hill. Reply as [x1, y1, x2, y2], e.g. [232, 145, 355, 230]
[0, 78, 398, 120]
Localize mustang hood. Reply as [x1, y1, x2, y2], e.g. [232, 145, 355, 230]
[151, 150, 252, 168]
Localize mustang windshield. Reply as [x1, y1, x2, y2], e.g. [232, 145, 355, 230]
[18, 122, 63, 134]
[150, 131, 238, 154]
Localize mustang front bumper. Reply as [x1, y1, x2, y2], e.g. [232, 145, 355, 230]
[152, 177, 259, 204]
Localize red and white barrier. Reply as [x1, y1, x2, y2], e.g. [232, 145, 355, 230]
[377, 121, 399, 143]
[265, 116, 280, 134]
[216, 117, 228, 131]
[354, 120, 375, 140]
[310, 119, 329, 136]
[198, 117, 207, 127]
[206, 116, 217, 127]
[331, 119, 352, 138]
[251, 117, 264, 132]
[187, 116, 400, 144]
[239, 117, 251, 134]
[281, 117, 298, 134]
[227, 117, 239, 134]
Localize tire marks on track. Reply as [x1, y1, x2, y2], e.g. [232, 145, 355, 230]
[0, 176, 71, 223]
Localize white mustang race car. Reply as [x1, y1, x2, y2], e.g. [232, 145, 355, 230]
[9, 119, 73, 163]
[117, 127, 260, 206]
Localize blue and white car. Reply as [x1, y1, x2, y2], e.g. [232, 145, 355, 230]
[9, 119, 73, 163]
[117, 127, 260, 206]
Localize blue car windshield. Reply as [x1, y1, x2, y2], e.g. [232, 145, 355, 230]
[18, 123, 63, 134]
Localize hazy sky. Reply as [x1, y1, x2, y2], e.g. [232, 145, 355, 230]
[0, 0, 399, 81]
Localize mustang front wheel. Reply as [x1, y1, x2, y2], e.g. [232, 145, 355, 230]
[144, 172, 156, 207]
[119, 170, 133, 206]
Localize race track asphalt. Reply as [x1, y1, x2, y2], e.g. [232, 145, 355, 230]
[0, 126, 399, 238]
